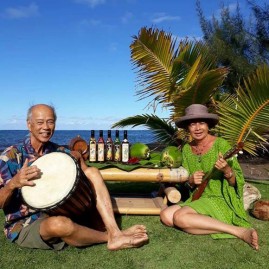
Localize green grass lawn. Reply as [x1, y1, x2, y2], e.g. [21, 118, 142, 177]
[1, 181, 269, 269]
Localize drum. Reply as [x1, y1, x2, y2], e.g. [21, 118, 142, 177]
[251, 199, 269, 221]
[69, 135, 89, 160]
[21, 152, 93, 218]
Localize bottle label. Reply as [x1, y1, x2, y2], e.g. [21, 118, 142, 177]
[98, 144, 105, 162]
[114, 144, 121, 162]
[89, 142, 96, 162]
[122, 143, 129, 163]
[106, 142, 113, 161]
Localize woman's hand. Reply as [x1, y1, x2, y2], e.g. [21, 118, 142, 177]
[215, 153, 236, 186]
[189, 170, 205, 185]
[215, 153, 231, 174]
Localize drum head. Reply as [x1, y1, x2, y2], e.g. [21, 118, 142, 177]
[22, 152, 78, 210]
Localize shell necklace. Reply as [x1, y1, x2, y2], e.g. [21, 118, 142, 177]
[192, 135, 211, 162]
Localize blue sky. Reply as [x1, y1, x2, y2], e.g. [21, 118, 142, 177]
[0, 0, 263, 130]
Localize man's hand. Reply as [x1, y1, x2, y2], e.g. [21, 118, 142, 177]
[11, 159, 41, 189]
[70, 151, 88, 172]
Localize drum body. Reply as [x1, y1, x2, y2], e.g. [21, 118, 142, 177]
[69, 135, 88, 160]
[251, 200, 269, 221]
[21, 152, 93, 218]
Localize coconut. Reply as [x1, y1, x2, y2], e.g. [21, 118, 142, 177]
[130, 143, 150, 160]
[161, 146, 182, 168]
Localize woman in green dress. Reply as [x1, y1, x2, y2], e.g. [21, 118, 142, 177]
[160, 104, 259, 250]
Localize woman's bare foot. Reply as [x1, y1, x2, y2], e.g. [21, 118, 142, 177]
[122, 225, 147, 235]
[107, 232, 149, 251]
[241, 228, 259, 250]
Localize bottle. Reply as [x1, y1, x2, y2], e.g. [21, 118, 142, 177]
[89, 130, 97, 162]
[105, 130, 113, 161]
[113, 130, 121, 162]
[97, 130, 105, 162]
[121, 130, 130, 164]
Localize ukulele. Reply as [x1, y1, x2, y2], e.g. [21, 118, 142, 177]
[191, 142, 244, 201]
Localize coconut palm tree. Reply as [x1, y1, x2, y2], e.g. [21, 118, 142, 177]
[113, 27, 269, 156]
[217, 64, 269, 155]
[112, 27, 228, 145]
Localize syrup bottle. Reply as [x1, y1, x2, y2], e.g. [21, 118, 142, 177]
[89, 130, 97, 162]
[113, 130, 121, 162]
[121, 130, 130, 164]
[105, 130, 113, 161]
[97, 130, 105, 162]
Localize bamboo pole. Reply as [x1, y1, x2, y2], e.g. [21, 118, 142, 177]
[111, 196, 167, 215]
[164, 187, 181, 204]
[100, 167, 189, 183]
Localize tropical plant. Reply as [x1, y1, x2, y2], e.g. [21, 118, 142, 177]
[112, 27, 269, 156]
[112, 114, 179, 147]
[217, 64, 269, 155]
[112, 27, 228, 144]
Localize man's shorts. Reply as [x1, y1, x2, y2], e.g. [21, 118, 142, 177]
[14, 216, 66, 250]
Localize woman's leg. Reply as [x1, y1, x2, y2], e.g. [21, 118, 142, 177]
[160, 205, 258, 250]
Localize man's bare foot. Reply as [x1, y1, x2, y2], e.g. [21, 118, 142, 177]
[241, 228, 259, 250]
[122, 225, 147, 235]
[107, 232, 149, 251]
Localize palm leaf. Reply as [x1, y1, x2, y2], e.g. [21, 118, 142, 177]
[111, 114, 179, 146]
[171, 67, 228, 118]
[217, 64, 269, 155]
[130, 27, 177, 104]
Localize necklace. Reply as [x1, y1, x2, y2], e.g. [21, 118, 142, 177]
[192, 136, 211, 162]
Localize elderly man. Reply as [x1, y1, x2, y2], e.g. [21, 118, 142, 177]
[0, 104, 148, 250]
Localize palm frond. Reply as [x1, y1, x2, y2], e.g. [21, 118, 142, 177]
[170, 67, 228, 118]
[217, 64, 269, 155]
[111, 114, 179, 146]
[130, 27, 177, 103]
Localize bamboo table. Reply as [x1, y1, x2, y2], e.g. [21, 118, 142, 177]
[99, 167, 189, 215]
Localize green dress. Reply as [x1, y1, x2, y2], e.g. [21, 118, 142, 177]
[181, 137, 251, 239]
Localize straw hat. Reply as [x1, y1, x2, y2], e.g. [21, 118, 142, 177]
[175, 104, 219, 129]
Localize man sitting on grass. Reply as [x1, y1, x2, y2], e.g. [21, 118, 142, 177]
[0, 104, 148, 250]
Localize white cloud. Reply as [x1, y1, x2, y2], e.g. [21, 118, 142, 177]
[121, 11, 133, 24]
[56, 115, 120, 130]
[2, 2, 39, 19]
[74, 0, 106, 8]
[151, 13, 180, 24]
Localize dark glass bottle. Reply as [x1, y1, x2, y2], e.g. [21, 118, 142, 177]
[97, 130, 105, 162]
[105, 130, 113, 161]
[89, 130, 97, 162]
[113, 130, 121, 162]
[121, 130, 129, 163]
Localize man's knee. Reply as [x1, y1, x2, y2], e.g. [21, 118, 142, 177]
[84, 167, 101, 178]
[41, 216, 75, 237]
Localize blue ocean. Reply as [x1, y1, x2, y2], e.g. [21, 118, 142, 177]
[0, 130, 157, 153]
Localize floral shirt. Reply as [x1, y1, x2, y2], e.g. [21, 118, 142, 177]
[0, 135, 69, 241]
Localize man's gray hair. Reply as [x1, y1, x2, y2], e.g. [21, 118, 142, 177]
[27, 104, 57, 121]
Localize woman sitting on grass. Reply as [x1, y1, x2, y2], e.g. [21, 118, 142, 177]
[160, 104, 259, 250]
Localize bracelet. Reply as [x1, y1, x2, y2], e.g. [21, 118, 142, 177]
[224, 170, 234, 179]
[185, 181, 196, 191]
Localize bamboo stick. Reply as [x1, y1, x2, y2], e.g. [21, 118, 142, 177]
[111, 196, 166, 215]
[100, 167, 189, 183]
[164, 187, 181, 204]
